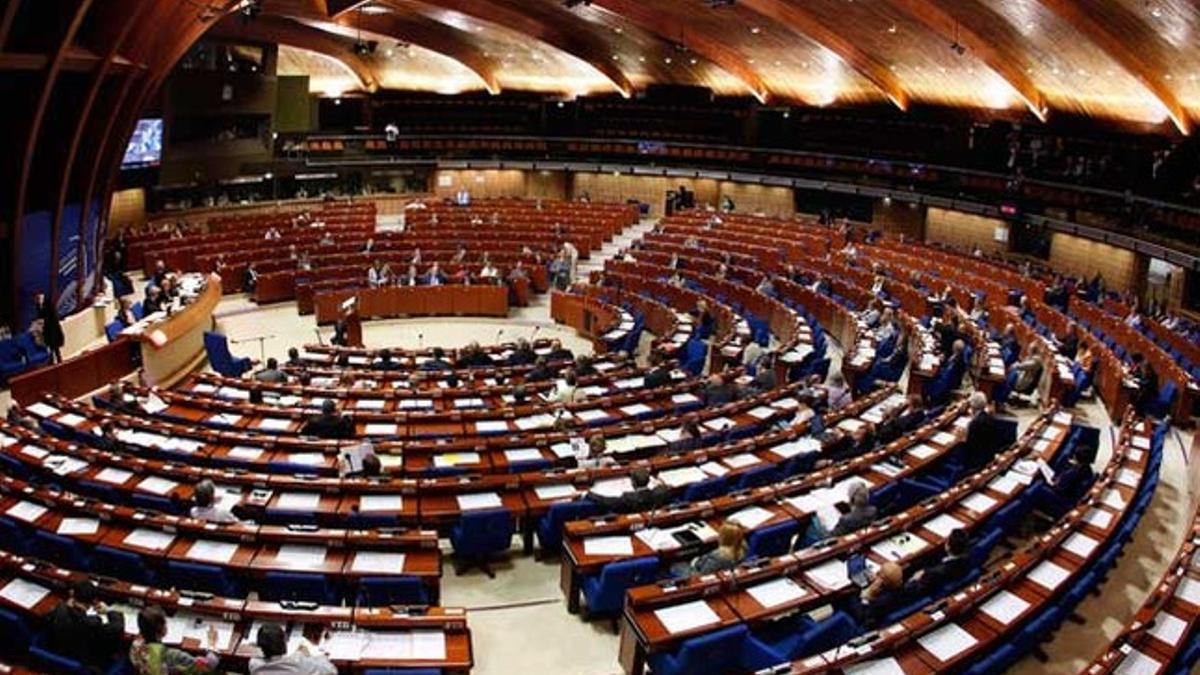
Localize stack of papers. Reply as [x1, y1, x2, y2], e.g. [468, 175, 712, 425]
[352, 552, 406, 574]
[727, 506, 774, 530]
[917, 623, 977, 662]
[276, 493, 321, 510]
[187, 540, 239, 564]
[533, 484, 578, 501]
[274, 545, 327, 569]
[0, 578, 50, 609]
[979, 590, 1029, 625]
[124, 529, 176, 551]
[57, 517, 100, 536]
[805, 559, 852, 591]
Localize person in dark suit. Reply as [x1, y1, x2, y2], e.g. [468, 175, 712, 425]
[34, 292, 64, 364]
[643, 351, 674, 389]
[826, 422, 877, 463]
[301, 400, 352, 439]
[374, 349, 401, 371]
[959, 391, 999, 471]
[286, 347, 304, 368]
[544, 340, 574, 362]
[46, 580, 126, 671]
[1130, 353, 1159, 416]
[830, 481, 878, 537]
[573, 355, 598, 378]
[507, 339, 537, 366]
[876, 394, 926, 444]
[847, 561, 909, 628]
[330, 319, 349, 347]
[254, 358, 287, 383]
[1035, 442, 1098, 515]
[909, 528, 971, 594]
[421, 347, 452, 371]
[588, 467, 670, 514]
[703, 373, 738, 406]
[456, 342, 493, 368]
[525, 357, 555, 382]
[1056, 323, 1079, 361]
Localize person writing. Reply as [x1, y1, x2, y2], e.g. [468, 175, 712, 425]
[301, 399, 352, 439]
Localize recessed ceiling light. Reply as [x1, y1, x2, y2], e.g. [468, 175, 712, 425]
[611, 54, 619, 60]
[887, 24, 897, 34]
[664, 57, 672, 63]
[614, 27, 623, 33]
[689, 58, 698, 65]
[750, 26, 761, 34]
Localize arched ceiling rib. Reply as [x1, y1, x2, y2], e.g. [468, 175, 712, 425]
[210, 14, 380, 91]
[887, 0, 1047, 120]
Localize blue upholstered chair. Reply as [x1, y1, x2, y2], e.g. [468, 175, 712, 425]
[202, 331, 252, 377]
[449, 508, 514, 578]
[580, 556, 658, 619]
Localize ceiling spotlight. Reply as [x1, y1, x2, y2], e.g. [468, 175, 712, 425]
[949, 41, 966, 56]
[563, 0, 592, 7]
[354, 40, 378, 56]
[239, 0, 262, 21]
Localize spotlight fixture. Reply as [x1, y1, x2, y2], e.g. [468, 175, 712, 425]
[562, 0, 592, 7]
[354, 40, 378, 56]
[949, 41, 966, 55]
[240, 0, 262, 20]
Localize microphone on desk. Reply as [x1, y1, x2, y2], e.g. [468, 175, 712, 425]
[496, 328, 504, 344]
[417, 333, 424, 349]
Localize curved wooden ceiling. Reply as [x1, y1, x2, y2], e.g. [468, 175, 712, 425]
[232, 0, 1200, 132]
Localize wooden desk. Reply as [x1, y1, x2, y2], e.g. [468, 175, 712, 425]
[314, 285, 509, 324]
[134, 274, 223, 387]
[8, 339, 137, 405]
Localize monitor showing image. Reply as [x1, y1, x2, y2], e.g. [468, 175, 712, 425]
[121, 118, 163, 169]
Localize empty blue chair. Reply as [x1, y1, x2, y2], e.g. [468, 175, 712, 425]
[0, 608, 32, 657]
[963, 642, 1021, 674]
[104, 320, 125, 343]
[262, 571, 339, 605]
[130, 492, 183, 515]
[581, 556, 658, 619]
[747, 520, 801, 559]
[165, 560, 242, 597]
[30, 637, 90, 675]
[745, 614, 817, 664]
[31, 530, 91, 569]
[0, 518, 27, 556]
[449, 508, 514, 577]
[647, 624, 749, 675]
[735, 464, 780, 490]
[356, 576, 431, 606]
[536, 499, 600, 556]
[798, 610, 861, 656]
[682, 476, 729, 503]
[92, 545, 156, 585]
[203, 331, 252, 377]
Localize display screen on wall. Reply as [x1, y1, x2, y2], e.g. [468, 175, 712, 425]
[121, 118, 164, 169]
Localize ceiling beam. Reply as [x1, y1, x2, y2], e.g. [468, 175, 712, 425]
[391, 0, 634, 97]
[330, 12, 502, 94]
[211, 14, 380, 91]
[1036, 0, 1189, 134]
[586, 0, 771, 103]
[887, 0, 1046, 120]
[325, 0, 375, 19]
[737, 0, 908, 110]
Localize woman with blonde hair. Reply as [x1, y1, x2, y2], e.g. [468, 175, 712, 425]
[680, 521, 748, 576]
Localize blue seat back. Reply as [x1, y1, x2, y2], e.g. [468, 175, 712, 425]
[451, 508, 514, 557]
[262, 571, 339, 605]
[357, 576, 431, 606]
[747, 520, 801, 559]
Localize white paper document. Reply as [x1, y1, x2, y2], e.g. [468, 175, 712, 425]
[57, 517, 100, 536]
[504, 448, 543, 463]
[843, 658, 906, 675]
[6, 500, 47, 523]
[583, 536, 634, 556]
[1113, 649, 1162, 675]
[352, 552, 406, 574]
[1062, 533, 1099, 558]
[96, 467, 134, 485]
[917, 623, 977, 662]
[1147, 613, 1187, 646]
[137, 476, 178, 495]
[358, 495, 404, 512]
[0, 578, 50, 609]
[1027, 560, 1070, 591]
[727, 506, 774, 530]
[805, 558, 852, 591]
[274, 545, 327, 569]
[533, 484, 577, 501]
[746, 578, 807, 608]
[907, 444, 938, 460]
[923, 513, 966, 538]
[276, 492, 321, 510]
[456, 493, 502, 511]
[258, 418, 293, 431]
[653, 600, 720, 635]
[364, 424, 398, 436]
[187, 540, 239, 563]
[979, 590, 1029, 625]
[124, 528, 176, 551]
[961, 492, 997, 514]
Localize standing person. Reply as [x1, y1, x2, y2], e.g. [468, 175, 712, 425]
[34, 292, 64, 364]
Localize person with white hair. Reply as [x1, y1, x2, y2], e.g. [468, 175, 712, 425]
[825, 371, 852, 411]
[959, 390, 999, 471]
[831, 481, 878, 536]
